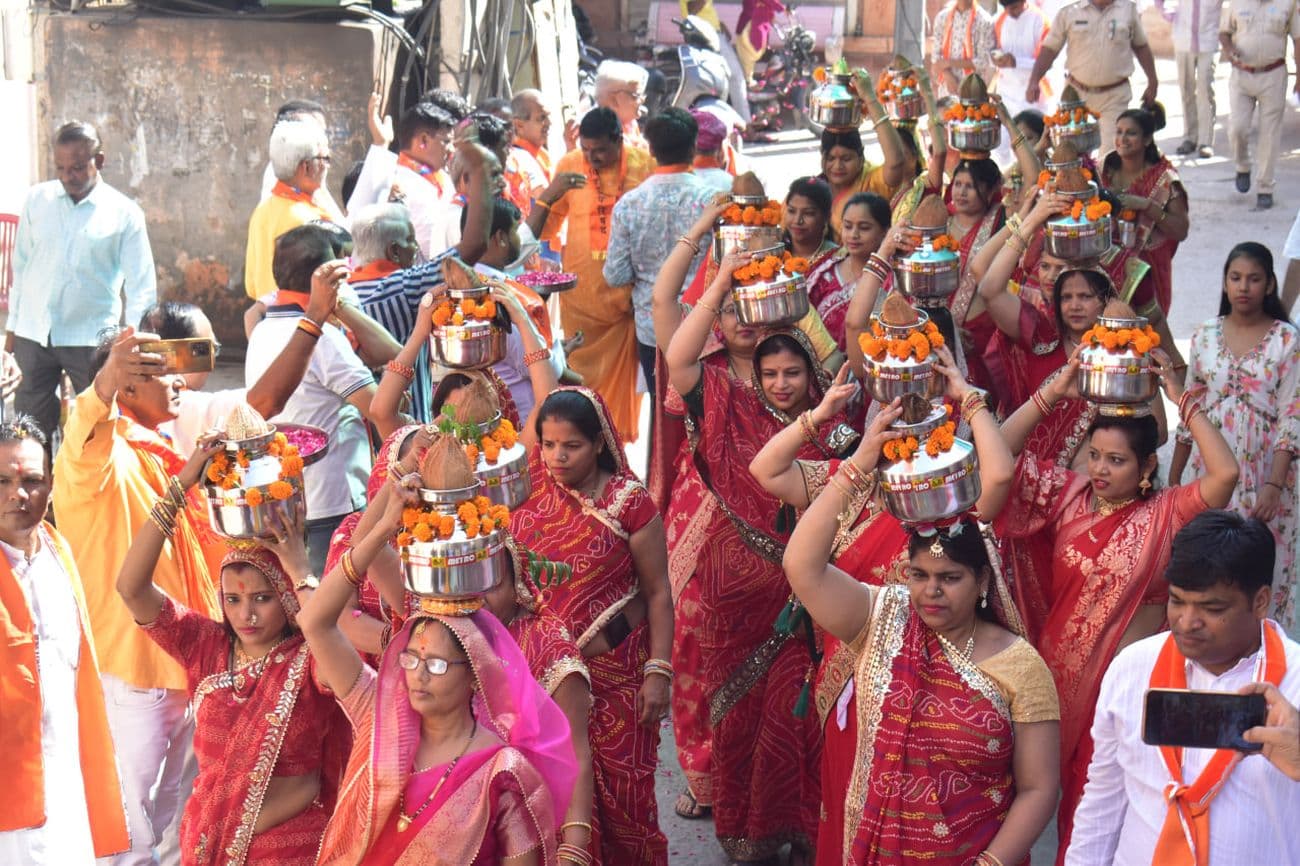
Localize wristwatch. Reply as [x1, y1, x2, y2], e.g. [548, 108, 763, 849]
[294, 574, 321, 592]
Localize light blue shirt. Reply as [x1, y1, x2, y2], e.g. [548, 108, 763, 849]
[603, 171, 716, 346]
[11, 179, 156, 347]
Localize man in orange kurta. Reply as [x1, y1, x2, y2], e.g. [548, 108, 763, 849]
[0, 416, 129, 861]
[53, 327, 219, 866]
[540, 107, 653, 441]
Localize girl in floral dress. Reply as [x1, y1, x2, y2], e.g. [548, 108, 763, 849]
[1170, 242, 1300, 634]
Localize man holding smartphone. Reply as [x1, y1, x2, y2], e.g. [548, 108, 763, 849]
[1066, 510, 1300, 864]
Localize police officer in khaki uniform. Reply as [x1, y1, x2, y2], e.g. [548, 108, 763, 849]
[1026, 0, 1160, 157]
[1220, 0, 1300, 209]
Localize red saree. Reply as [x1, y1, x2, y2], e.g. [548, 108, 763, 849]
[1102, 158, 1182, 315]
[996, 455, 1209, 859]
[843, 586, 1018, 865]
[141, 591, 349, 866]
[510, 387, 669, 866]
[947, 207, 1006, 392]
[679, 348, 854, 860]
[800, 468, 910, 866]
[806, 250, 854, 349]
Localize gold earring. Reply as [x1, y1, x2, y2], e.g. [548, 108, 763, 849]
[1139, 476, 1152, 494]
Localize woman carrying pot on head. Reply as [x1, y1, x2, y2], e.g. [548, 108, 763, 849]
[782, 412, 1059, 866]
[1170, 242, 1300, 634]
[782, 176, 841, 265]
[508, 387, 673, 866]
[750, 345, 1016, 866]
[300, 478, 577, 865]
[818, 69, 914, 241]
[1100, 105, 1189, 375]
[996, 347, 1239, 860]
[805, 192, 892, 349]
[663, 264, 860, 864]
[114, 436, 351, 866]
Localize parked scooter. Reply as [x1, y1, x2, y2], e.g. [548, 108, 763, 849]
[645, 16, 748, 141]
[746, 11, 818, 136]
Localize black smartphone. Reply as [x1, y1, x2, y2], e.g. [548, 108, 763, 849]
[1141, 688, 1268, 752]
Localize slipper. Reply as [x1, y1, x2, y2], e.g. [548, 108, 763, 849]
[674, 788, 712, 819]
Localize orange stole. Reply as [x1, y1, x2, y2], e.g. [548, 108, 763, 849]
[1149, 624, 1287, 866]
[0, 524, 129, 856]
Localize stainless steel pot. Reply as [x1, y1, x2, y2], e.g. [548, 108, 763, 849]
[891, 89, 924, 121]
[861, 310, 944, 404]
[475, 442, 532, 509]
[808, 72, 862, 131]
[401, 530, 510, 598]
[1045, 214, 1112, 261]
[731, 274, 810, 327]
[418, 482, 482, 509]
[713, 224, 784, 260]
[876, 405, 981, 524]
[206, 482, 304, 541]
[1049, 121, 1101, 154]
[430, 320, 507, 370]
[1077, 315, 1159, 404]
[947, 119, 1001, 154]
[893, 246, 961, 300]
[729, 194, 768, 207]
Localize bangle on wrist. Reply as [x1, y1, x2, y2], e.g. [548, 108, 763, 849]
[385, 359, 415, 381]
[676, 235, 701, 255]
[696, 299, 720, 316]
[1265, 481, 1285, 491]
[523, 347, 551, 367]
[296, 317, 323, 340]
[340, 549, 363, 588]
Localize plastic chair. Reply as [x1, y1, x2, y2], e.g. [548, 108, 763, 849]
[0, 213, 18, 312]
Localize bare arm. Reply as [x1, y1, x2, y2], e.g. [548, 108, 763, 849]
[453, 139, 497, 265]
[1282, 258, 1300, 314]
[247, 261, 343, 419]
[653, 198, 728, 354]
[493, 285, 560, 452]
[782, 403, 904, 643]
[845, 232, 909, 378]
[1134, 43, 1158, 104]
[553, 673, 596, 852]
[984, 720, 1061, 865]
[1157, 351, 1239, 507]
[665, 250, 750, 398]
[333, 302, 402, 368]
[1168, 440, 1192, 487]
[629, 515, 674, 727]
[298, 479, 412, 694]
[853, 70, 912, 190]
[978, 192, 1067, 340]
[526, 172, 584, 239]
[116, 437, 223, 623]
[1025, 45, 1060, 102]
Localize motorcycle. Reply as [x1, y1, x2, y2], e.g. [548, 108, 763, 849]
[644, 16, 749, 142]
[746, 11, 818, 136]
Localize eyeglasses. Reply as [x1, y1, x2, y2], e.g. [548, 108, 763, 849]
[719, 304, 737, 316]
[310, 154, 332, 164]
[398, 651, 470, 676]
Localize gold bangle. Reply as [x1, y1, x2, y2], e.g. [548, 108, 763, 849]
[696, 300, 719, 316]
[560, 821, 594, 834]
[340, 549, 362, 588]
[168, 475, 189, 511]
[676, 235, 701, 255]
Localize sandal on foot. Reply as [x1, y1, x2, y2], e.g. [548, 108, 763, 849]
[674, 788, 711, 819]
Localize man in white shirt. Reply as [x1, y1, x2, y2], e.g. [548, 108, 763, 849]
[1160, 0, 1224, 157]
[246, 224, 381, 573]
[7, 121, 156, 446]
[993, 0, 1052, 116]
[1067, 510, 1300, 865]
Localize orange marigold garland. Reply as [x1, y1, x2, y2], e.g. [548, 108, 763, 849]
[432, 295, 497, 327]
[876, 68, 919, 103]
[206, 432, 304, 494]
[1066, 197, 1113, 222]
[732, 252, 812, 286]
[397, 495, 512, 547]
[1044, 106, 1098, 127]
[942, 102, 997, 122]
[720, 200, 783, 227]
[881, 419, 957, 463]
[857, 319, 945, 363]
[1081, 321, 1161, 355]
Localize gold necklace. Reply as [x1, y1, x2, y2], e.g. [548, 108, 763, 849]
[397, 721, 477, 833]
[1092, 493, 1137, 518]
[936, 623, 977, 663]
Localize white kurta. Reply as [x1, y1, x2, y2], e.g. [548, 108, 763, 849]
[0, 531, 96, 865]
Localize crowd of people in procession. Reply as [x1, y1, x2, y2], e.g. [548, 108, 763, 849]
[6, 0, 1300, 864]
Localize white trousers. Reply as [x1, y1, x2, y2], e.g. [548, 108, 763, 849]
[1176, 50, 1217, 145]
[98, 675, 196, 866]
[1229, 64, 1288, 194]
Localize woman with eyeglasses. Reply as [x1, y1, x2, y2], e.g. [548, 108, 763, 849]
[300, 473, 578, 866]
[114, 436, 352, 866]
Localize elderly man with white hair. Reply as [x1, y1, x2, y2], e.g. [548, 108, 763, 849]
[243, 119, 335, 301]
[595, 59, 651, 149]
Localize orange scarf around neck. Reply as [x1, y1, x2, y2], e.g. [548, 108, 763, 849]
[1148, 622, 1287, 866]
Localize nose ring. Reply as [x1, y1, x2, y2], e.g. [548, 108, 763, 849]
[249, 613, 259, 626]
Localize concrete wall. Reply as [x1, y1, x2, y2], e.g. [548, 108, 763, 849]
[37, 13, 381, 345]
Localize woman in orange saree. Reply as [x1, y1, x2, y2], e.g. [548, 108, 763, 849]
[300, 480, 577, 866]
[509, 386, 674, 866]
[666, 260, 860, 862]
[997, 350, 1240, 861]
[751, 345, 1017, 865]
[783, 405, 1060, 866]
[115, 439, 350, 866]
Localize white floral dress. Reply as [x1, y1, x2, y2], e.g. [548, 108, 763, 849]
[1177, 317, 1300, 633]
